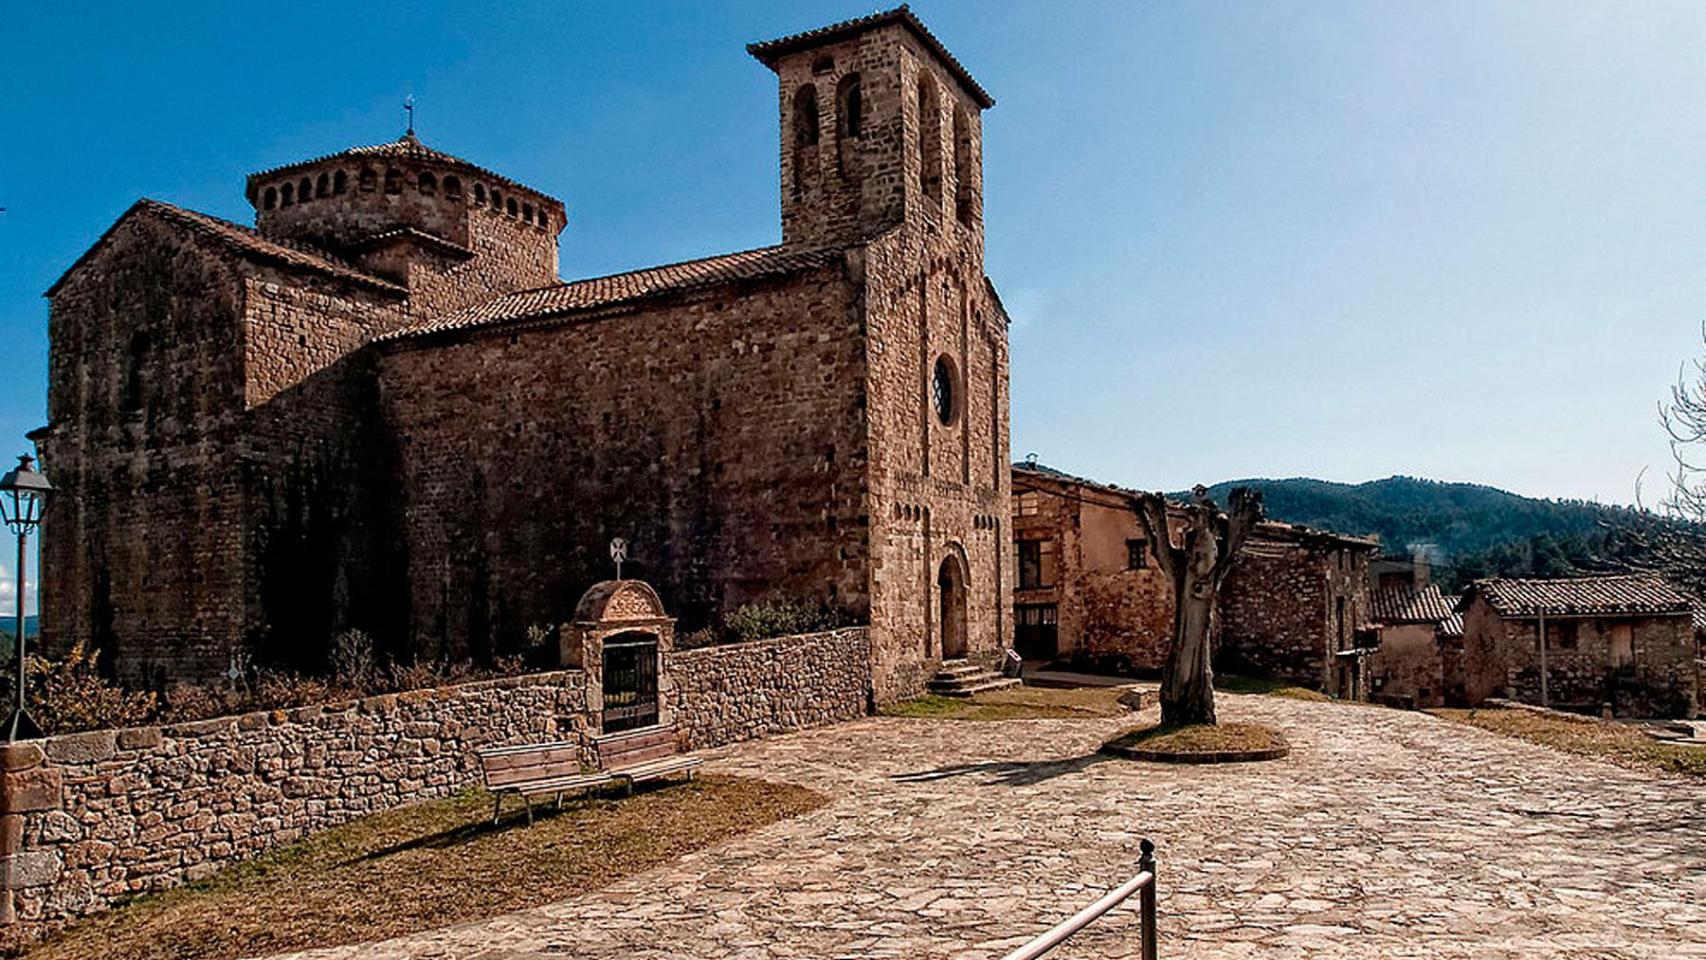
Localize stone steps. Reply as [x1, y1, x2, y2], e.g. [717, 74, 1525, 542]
[928, 659, 1022, 698]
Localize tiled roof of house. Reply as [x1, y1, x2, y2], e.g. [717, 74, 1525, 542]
[245, 133, 559, 205]
[747, 5, 995, 109]
[1011, 460, 1380, 551]
[381, 243, 845, 343]
[1370, 584, 1455, 625]
[1463, 574, 1695, 618]
[1436, 610, 1465, 639]
[46, 199, 403, 298]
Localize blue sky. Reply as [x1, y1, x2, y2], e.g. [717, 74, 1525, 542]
[4, 1, 1706, 606]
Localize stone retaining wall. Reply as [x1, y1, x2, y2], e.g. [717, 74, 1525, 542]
[0, 627, 877, 941]
[0, 671, 588, 938]
[665, 627, 872, 749]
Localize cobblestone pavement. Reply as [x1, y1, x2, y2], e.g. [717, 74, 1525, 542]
[269, 695, 1706, 960]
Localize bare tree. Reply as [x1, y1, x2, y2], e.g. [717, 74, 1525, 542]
[1660, 325, 1706, 520]
[1131, 485, 1265, 727]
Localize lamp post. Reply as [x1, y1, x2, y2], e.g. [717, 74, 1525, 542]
[0, 454, 51, 742]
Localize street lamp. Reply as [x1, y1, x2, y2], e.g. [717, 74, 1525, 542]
[0, 454, 51, 742]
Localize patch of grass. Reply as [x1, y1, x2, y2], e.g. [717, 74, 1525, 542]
[24, 775, 825, 960]
[880, 684, 1135, 720]
[1431, 708, 1706, 779]
[1216, 674, 1331, 702]
[1106, 722, 1288, 755]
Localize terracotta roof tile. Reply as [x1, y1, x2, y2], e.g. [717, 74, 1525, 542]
[748, 5, 994, 109]
[1436, 610, 1465, 639]
[381, 244, 845, 343]
[1465, 574, 1695, 618]
[47, 199, 402, 298]
[1370, 584, 1455, 625]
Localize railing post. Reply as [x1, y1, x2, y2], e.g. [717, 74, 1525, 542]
[1139, 838, 1158, 960]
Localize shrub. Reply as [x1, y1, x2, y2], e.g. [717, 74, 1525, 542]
[26, 641, 156, 733]
[329, 629, 377, 687]
[719, 599, 858, 644]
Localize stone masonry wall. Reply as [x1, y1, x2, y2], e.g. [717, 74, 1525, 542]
[1501, 614, 1697, 718]
[0, 625, 877, 940]
[39, 215, 269, 684]
[0, 671, 587, 938]
[665, 627, 872, 749]
[377, 262, 871, 663]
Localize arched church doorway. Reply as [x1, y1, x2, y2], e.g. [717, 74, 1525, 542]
[938, 552, 969, 660]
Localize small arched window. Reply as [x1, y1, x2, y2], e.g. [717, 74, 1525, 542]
[506, 197, 518, 217]
[299, 177, 313, 202]
[262, 187, 277, 210]
[473, 183, 486, 205]
[491, 189, 502, 211]
[443, 175, 462, 198]
[793, 84, 820, 148]
[536, 210, 549, 230]
[953, 105, 974, 225]
[384, 168, 402, 194]
[281, 182, 295, 206]
[838, 73, 862, 141]
[333, 170, 348, 194]
[419, 172, 437, 195]
[522, 202, 534, 223]
[120, 332, 150, 414]
[359, 167, 377, 192]
[316, 172, 330, 197]
[917, 73, 943, 205]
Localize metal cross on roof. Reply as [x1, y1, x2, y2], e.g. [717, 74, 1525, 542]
[404, 95, 416, 136]
[610, 537, 628, 580]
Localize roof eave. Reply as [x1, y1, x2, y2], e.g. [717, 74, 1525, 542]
[747, 6, 995, 109]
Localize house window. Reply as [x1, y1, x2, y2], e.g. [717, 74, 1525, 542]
[1126, 538, 1147, 570]
[1547, 621, 1579, 650]
[1018, 539, 1056, 590]
[1016, 491, 1040, 517]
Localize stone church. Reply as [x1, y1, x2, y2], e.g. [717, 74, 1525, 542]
[33, 6, 1011, 703]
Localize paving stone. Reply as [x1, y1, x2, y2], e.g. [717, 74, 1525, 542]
[263, 695, 1705, 959]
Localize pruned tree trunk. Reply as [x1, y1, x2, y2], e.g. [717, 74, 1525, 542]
[1133, 486, 1264, 728]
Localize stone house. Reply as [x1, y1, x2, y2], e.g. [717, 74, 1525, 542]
[1365, 584, 1459, 708]
[1457, 575, 1700, 718]
[1010, 461, 1379, 691]
[32, 7, 1011, 703]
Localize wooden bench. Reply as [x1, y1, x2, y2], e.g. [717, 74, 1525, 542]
[478, 727, 703, 826]
[592, 724, 702, 794]
[477, 740, 615, 825]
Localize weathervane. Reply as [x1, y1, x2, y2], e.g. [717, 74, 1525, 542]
[609, 537, 628, 580]
[404, 95, 416, 137]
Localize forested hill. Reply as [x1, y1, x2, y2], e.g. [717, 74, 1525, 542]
[1181, 476, 1701, 590]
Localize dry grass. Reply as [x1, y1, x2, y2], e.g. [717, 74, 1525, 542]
[1106, 722, 1288, 755]
[1216, 674, 1331, 702]
[23, 775, 825, 960]
[880, 683, 1137, 720]
[1431, 708, 1706, 779]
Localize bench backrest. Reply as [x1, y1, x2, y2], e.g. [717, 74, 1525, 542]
[592, 724, 681, 771]
[477, 740, 585, 788]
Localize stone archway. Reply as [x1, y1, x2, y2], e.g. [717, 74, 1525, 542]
[562, 579, 676, 735]
[938, 551, 969, 660]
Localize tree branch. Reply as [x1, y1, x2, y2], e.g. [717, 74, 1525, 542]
[1131, 492, 1185, 585]
[1209, 486, 1265, 586]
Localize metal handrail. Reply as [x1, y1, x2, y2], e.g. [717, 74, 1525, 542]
[1001, 839, 1158, 960]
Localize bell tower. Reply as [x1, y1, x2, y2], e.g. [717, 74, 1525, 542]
[749, 6, 994, 249]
